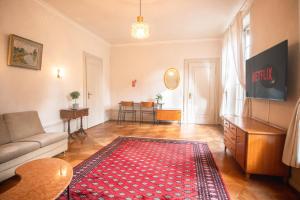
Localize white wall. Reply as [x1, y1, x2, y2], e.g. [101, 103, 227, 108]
[0, 0, 111, 132]
[110, 40, 222, 120]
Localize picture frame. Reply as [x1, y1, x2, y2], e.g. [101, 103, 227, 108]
[7, 34, 43, 70]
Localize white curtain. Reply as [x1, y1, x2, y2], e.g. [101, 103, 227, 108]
[220, 12, 246, 117]
[220, 32, 230, 116]
[242, 98, 252, 117]
[282, 98, 300, 168]
[229, 12, 245, 88]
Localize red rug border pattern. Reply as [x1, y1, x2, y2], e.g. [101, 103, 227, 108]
[61, 136, 230, 200]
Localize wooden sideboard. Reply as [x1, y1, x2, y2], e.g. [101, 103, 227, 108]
[224, 116, 288, 178]
[156, 110, 181, 124]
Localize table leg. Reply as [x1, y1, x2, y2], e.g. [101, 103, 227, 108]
[67, 185, 71, 200]
[67, 120, 70, 135]
[80, 116, 83, 130]
[67, 120, 76, 139]
[80, 116, 87, 135]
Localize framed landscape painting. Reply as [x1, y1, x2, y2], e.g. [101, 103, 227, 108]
[7, 34, 43, 70]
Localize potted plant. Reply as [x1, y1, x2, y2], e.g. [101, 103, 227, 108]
[70, 91, 80, 109]
[155, 93, 163, 104]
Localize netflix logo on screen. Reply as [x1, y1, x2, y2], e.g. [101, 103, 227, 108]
[252, 66, 276, 88]
[246, 40, 287, 101]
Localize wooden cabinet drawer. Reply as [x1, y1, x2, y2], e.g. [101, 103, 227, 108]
[229, 132, 236, 142]
[156, 110, 181, 121]
[60, 108, 89, 120]
[229, 123, 237, 133]
[224, 137, 236, 157]
[224, 129, 234, 143]
[225, 127, 236, 142]
[224, 129, 236, 144]
[77, 109, 89, 117]
[224, 127, 229, 136]
[224, 136, 230, 148]
[224, 120, 230, 128]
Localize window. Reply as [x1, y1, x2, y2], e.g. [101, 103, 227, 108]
[234, 13, 250, 116]
[220, 13, 251, 117]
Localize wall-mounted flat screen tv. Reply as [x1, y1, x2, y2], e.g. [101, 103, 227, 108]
[246, 40, 288, 101]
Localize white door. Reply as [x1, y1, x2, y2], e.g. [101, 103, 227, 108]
[84, 54, 104, 128]
[185, 60, 216, 124]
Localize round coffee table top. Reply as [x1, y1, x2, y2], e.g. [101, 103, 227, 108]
[0, 158, 73, 200]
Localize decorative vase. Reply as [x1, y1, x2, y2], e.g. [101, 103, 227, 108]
[72, 103, 79, 109]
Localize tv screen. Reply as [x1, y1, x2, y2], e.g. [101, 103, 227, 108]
[246, 40, 288, 101]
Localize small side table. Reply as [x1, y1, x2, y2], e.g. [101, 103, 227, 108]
[60, 108, 89, 137]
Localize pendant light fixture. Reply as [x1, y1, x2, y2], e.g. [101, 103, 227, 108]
[131, 0, 150, 39]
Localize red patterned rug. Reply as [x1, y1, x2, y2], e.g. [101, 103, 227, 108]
[58, 137, 230, 200]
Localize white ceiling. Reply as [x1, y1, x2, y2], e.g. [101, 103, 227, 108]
[43, 0, 244, 44]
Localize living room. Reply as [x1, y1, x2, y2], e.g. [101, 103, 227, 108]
[0, 0, 299, 199]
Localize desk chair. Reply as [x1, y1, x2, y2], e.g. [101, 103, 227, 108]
[118, 101, 136, 123]
[140, 102, 155, 124]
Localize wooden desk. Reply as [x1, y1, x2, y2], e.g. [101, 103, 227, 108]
[224, 115, 288, 178]
[60, 108, 89, 137]
[0, 158, 73, 200]
[156, 109, 181, 124]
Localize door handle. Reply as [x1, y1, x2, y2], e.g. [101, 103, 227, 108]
[88, 92, 93, 99]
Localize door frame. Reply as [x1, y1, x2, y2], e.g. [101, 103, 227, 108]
[183, 58, 220, 124]
[83, 52, 104, 128]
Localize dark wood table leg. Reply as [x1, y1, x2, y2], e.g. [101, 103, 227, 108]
[79, 116, 87, 135]
[67, 120, 75, 138]
[67, 185, 70, 200]
[67, 120, 70, 135]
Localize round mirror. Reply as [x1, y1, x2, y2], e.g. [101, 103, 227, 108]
[164, 68, 180, 90]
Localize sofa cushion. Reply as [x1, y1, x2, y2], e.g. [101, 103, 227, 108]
[4, 111, 45, 141]
[17, 132, 68, 147]
[0, 115, 11, 145]
[0, 142, 40, 164]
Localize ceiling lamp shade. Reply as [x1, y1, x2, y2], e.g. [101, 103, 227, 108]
[131, 16, 149, 39]
[131, 0, 149, 39]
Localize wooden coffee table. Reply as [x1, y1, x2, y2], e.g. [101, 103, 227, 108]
[0, 158, 73, 200]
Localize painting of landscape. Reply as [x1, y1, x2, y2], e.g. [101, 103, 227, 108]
[8, 34, 43, 70]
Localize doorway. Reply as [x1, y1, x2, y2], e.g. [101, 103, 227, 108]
[83, 53, 104, 128]
[183, 59, 218, 124]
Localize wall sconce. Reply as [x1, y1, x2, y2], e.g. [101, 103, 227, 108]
[57, 68, 64, 79]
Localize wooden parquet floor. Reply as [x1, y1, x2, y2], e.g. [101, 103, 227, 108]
[0, 121, 299, 200]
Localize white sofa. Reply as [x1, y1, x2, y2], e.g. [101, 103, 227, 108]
[0, 111, 68, 182]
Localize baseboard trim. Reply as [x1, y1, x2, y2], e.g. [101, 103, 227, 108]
[86, 119, 110, 129]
